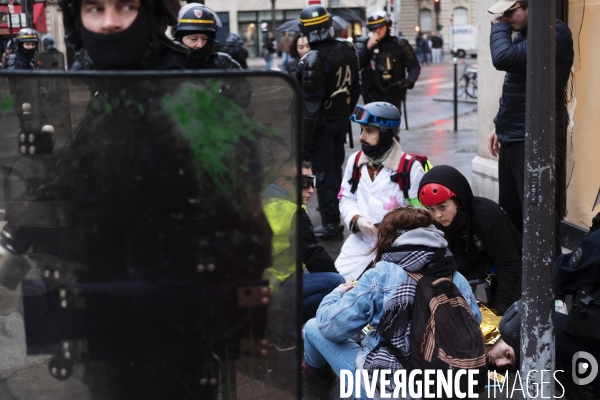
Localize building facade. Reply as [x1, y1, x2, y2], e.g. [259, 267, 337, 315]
[0, 0, 49, 54]
[206, 0, 478, 55]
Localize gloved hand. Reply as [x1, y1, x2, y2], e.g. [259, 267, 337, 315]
[397, 79, 414, 89]
[356, 218, 378, 237]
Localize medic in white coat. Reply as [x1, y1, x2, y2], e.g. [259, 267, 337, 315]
[335, 102, 425, 280]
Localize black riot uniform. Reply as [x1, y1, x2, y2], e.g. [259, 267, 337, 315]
[5, 28, 39, 70]
[174, 4, 241, 70]
[298, 5, 360, 239]
[221, 32, 249, 69]
[357, 11, 420, 115]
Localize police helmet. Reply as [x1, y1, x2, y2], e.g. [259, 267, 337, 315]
[350, 102, 401, 136]
[16, 28, 39, 44]
[175, 3, 222, 41]
[59, 0, 181, 50]
[418, 183, 456, 207]
[42, 35, 56, 51]
[15, 28, 39, 53]
[299, 5, 332, 35]
[226, 32, 241, 46]
[367, 10, 392, 31]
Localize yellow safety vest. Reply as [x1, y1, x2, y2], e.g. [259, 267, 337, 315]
[262, 198, 303, 291]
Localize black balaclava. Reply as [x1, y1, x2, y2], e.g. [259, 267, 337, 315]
[187, 41, 213, 67]
[78, 2, 151, 70]
[177, 32, 214, 68]
[418, 165, 476, 236]
[361, 128, 394, 159]
[21, 44, 36, 57]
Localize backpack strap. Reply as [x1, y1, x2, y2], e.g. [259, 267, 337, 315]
[406, 271, 422, 282]
[390, 153, 413, 201]
[348, 150, 363, 194]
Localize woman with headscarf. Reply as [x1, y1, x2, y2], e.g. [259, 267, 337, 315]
[418, 165, 522, 315]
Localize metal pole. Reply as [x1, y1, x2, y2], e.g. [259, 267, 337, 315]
[521, 0, 556, 397]
[393, 0, 401, 37]
[21, 0, 29, 28]
[453, 57, 457, 132]
[7, 2, 14, 48]
[386, 0, 391, 24]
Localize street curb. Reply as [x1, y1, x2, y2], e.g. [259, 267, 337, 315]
[433, 97, 477, 104]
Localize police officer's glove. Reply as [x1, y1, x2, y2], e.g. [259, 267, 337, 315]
[356, 218, 378, 237]
[397, 79, 414, 90]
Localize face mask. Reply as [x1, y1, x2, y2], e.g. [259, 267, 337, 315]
[186, 41, 213, 67]
[22, 46, 36, 57]
[361, 128, 393, 158]
[78, 4, 150, 70]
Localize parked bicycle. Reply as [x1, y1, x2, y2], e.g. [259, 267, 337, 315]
[457, 64, 478, 99]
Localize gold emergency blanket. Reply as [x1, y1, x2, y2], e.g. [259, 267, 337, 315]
[479, 302, 502, 349]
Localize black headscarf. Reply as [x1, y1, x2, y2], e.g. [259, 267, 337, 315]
[418, 165, 476, 236]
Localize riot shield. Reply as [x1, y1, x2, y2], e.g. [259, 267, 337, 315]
[0, 70, 302, 400]
[35, 52, 67, 70]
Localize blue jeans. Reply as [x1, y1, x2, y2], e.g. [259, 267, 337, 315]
[264, 53, 273, 70]
[279, 52, 291, 70]
[302, 272, 345, 322]
[304, 318, 364, 397]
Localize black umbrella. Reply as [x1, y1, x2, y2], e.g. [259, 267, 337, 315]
[276, 16, 350, 32]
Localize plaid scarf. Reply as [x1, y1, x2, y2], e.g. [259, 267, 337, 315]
[362, 245, 456, 389]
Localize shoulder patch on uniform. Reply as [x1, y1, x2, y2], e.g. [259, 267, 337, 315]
[570, 247, 583, 268]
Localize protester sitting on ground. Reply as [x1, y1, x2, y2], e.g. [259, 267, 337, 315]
[303, 207, 481, 392]
[285, 33, 310, 78]
[418, 165, 522, 315]
[262, 159, 345, 323]
[336, 102, 425, 280]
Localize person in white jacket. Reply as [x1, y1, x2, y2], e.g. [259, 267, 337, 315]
[335, 102, 425, 280]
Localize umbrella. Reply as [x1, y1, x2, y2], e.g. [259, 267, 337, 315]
[276, 15, 350, 32]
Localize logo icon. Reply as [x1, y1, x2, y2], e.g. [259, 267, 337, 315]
[572, 351, 598, 385]
[194, 10, 203, 18]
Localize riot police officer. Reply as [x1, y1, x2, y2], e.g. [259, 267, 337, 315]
[298, 5, 360, 240]
[174, 3, 241, 70]
[37, 35, 66, 70]
[59, 0, 187, 69]
[221, 32, 249, 69]
[5, 28, 39, 70]
[357, 11, 420, 126]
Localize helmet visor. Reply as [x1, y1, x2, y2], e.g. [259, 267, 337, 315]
[349, 105, 372, 124]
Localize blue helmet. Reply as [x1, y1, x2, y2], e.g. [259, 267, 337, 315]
[42, 35, 56, 51]
[350, 102, 401, 136]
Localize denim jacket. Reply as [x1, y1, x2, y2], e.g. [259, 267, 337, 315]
[315, 255, 481, 371]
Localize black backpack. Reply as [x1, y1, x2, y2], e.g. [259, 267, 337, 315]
[385, 272, 487, 398]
